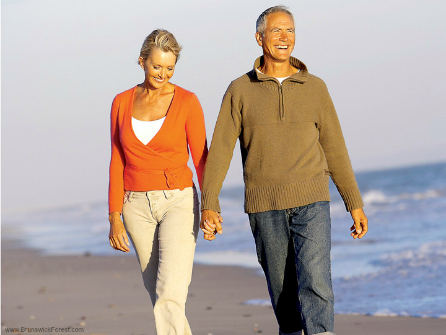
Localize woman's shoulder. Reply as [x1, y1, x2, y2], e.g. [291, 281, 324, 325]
[113, 86, 137, 104]
[173, 85, 202, 108]
[174, 85, 198, 99]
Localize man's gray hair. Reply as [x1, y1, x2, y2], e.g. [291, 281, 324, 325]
[256, 6, 294, 35]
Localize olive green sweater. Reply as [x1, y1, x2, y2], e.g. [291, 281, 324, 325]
[201, 56, 363, 213]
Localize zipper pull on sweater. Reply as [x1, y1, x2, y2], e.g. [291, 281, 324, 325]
[279, 85, 284, 120]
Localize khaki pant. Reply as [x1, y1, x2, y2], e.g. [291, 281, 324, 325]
[122, 187, 199, 335]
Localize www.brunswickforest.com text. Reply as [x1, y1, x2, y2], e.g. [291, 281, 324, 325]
[3, 326, 85, 333]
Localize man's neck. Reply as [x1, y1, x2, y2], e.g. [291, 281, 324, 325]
[258, 58, 298, 78]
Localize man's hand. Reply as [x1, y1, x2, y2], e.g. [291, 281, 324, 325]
[350, 208, 368, 239]
[200, 209, 223, 241]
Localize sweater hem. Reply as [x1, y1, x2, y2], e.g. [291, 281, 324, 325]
[244, 175, 331, 213]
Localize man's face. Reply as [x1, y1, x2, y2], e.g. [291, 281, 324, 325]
[256, 12, 295, 63]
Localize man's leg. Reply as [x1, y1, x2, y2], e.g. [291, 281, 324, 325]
[249, 210, 303, 335]
[289, 201, 335, 335]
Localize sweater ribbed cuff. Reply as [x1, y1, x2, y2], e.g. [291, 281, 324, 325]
[201, 191, 221, 213]
[339, 188, 364, 212]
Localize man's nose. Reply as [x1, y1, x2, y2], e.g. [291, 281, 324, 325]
[279, 30, 288, 40]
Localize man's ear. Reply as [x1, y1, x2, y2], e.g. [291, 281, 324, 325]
[255, 32, 263, 47]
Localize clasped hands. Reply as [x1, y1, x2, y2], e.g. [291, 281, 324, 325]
[200, 209, 223, 241]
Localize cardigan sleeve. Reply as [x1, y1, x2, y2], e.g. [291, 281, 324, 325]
[318, 84, 364, 212]
[185, 93, 208, 191]
[201, 87, 242, 212]
[108, 96, 126, 214]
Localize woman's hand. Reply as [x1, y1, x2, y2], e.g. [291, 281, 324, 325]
[109, 212, 130, 252]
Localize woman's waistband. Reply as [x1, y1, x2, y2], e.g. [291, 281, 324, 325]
[125, 164, 190, 190]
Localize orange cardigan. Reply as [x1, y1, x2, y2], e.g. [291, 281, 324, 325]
[108, 85, 208, 214]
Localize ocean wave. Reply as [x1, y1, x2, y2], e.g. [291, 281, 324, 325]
[361, 188, 445, 206]
[378, 240, 446, 269]
[333, 240, 446, 318]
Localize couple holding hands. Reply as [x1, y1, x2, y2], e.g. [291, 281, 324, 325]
[108, 6, 368, 335]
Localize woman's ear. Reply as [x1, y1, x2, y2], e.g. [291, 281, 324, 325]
[138, 57, 145, 70]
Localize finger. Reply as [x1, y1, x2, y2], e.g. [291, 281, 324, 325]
[350, 224, 359, 239]
[204, 233, 216, 241]
[123, 232, 130, 247]
[358, 221, 368, 239]
[109, 237, 117, 250]
[119, 235, 130, 252]
[204, 221, 216, 230]
[217, 213, 224, 223]
[115, 235, 130, 252]
[201, 227, 215, 235]
[354, 220, 362, 235]
[112, 237, 124, 251]
[215, 221, 223, 235]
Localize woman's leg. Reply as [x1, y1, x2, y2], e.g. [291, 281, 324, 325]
[153, 187, 199, 335]
[122, 191, 159, 305]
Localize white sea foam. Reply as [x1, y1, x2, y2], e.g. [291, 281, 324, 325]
[243, 299, 272, 307]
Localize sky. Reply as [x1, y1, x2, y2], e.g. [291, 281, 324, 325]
[2, 0, 446, 211]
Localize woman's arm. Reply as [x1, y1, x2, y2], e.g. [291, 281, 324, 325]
[108, 96, 131, 252]
[108, 97, 126, 214]
[185, 93, 208, 191]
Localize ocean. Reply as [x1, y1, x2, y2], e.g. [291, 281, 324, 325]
[2, 161, 446, 318]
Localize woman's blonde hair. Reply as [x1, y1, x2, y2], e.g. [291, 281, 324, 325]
[139, 29, 182, 63]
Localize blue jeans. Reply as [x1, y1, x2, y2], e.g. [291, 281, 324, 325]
[248, 201, 335, 335]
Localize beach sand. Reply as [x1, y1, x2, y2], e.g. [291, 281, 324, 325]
[2, 242, 446, 335]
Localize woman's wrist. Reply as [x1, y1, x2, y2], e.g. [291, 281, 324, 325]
[109, 212, 121, 223]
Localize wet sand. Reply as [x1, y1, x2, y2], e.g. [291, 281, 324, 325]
[2, 243, 445, 335]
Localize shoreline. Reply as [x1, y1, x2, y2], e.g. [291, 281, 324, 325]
[2, 244, 446, 335]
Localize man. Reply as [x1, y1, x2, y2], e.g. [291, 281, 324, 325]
[200, 6, 368, 335]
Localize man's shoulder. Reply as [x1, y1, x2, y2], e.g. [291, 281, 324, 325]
[226, 70, 257, 93]
[306, 73, 326, 87]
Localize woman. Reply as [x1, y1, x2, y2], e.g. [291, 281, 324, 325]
[108, 29, 207, 335]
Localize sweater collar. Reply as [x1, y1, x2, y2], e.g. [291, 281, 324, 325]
[252, 56, 308, 83]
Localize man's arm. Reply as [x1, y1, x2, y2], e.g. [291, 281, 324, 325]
[318, 83, 364, 212]
[317, 82, 368, 238]
[200, 87, 242, 238]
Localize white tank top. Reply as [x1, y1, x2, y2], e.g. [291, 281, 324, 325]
[132, 116, 166, 145]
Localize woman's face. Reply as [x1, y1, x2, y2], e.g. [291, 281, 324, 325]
[140, 48, 177, 89]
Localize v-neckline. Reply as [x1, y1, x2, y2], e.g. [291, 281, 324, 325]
[129, 85, 176, 147]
